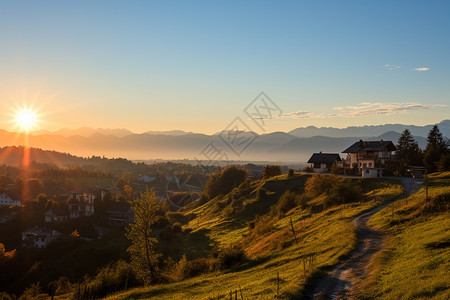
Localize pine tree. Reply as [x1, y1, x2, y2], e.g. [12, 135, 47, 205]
[396, 129, 423, 174]
[423, 125, 449, 172]
[126, 189, 162, 284]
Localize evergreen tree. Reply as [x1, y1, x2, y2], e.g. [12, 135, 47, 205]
[423, 125, 449, 172]
[396, 129, 423, 174]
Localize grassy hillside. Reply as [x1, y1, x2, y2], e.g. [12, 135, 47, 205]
[104, 174, 403, 299]
[363, 172, 450, 299]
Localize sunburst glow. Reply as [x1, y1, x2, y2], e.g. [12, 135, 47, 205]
[15, 109, 38, 131]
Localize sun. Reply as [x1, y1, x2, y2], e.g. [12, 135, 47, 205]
[15, 109, 38, 132]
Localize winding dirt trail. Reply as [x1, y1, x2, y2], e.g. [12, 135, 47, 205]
[309, 178, 421, 299]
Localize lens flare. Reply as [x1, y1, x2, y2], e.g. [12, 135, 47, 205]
[14, 109, 38, 132]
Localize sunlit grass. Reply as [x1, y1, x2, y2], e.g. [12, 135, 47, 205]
[364, 173, 450, 299]
[104, 176, 404, 299]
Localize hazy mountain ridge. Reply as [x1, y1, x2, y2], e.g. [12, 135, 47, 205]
[0, 121, 437, 162]
[288, 120, 450, 138]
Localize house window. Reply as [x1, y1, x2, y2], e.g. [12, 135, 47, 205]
[313, 163, 321, 168]
[369, 162, 372, 167]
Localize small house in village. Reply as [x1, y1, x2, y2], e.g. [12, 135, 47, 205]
[44, 206, 69, 223]
[342, 140, 397, 177]
[307, 152, 342, 173]
[137, 174, 156, 183]
[0, 190, 21, 207]
[21, 227, 61, 248]
[106, 202, 133, 226]
[67, 191, 95, 219]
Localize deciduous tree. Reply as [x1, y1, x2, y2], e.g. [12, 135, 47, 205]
[126, 189, 162, 284]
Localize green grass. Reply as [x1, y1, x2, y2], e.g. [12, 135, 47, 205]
[103, 175, 404, 300]
[364, 173, 450, 299]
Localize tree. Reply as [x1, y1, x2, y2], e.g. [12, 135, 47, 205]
[126, 189, 162, 284]
[396, 129, 423, 174]
[424, 125, 449, 172]
[204, 166, 248, 199]
[124, 185, 133, 200]
[263, 165, 282, 178]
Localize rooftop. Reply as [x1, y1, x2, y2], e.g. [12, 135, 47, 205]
[342, 140, 397, 153]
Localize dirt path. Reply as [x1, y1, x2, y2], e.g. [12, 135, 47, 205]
[309, 178, 422, 299]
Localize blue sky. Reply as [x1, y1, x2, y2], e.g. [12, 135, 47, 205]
[0, 0, 449, 134]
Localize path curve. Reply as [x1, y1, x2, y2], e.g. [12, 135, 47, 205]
[309, 177, 422, 299]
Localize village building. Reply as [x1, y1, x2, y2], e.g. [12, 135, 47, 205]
[106, 202, 133, 226]
[0, 190, 21, 207]
[44, 206, 69, 223]
[98, 187, 120, 202]
[342, 140, 397, 177]
[307, 152, 342, 173]
[67, 191, 95, 219]
[21, 227, 61, 248]
[137, 174, 156, 183]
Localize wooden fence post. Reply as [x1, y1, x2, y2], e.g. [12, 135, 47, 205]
[290, 217, 298, 245]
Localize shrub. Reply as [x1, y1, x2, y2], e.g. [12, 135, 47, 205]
[331, 165, 343, 175]
[217, 244, 247, 270]
[171, 255, 215, 281]
[83, 260, 141, 298]
[271, 190, 298, 217]
[204, 166, 248, 199]
[55, 276, 72, 295]
[263, 165, 282, 178]
[305, 174, 337, 197]
[302, 165, 313, 172]
[288, 169, 295, 177]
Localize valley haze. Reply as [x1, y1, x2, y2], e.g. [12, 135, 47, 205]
[1, 120, 448, 163]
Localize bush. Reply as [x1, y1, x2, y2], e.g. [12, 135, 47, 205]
[82, 260, 141, 298]
[331, 165, 343, 175]
[171, 255, 215, 281]
[217, 244, 247, 270]
[305, 174, 337, 197]
[204, 166, 248, 199]
[271, 191, 298, 217]
[288, 169, 295, 177]
[263, 165, 282, 178]
[302, 165, 313, 172]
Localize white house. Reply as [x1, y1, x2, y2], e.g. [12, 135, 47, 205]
[0, 190, 21, 207]
[21, 227, 61, 248]
[137, 174, 156, 183]
[361, 167, 384, 178]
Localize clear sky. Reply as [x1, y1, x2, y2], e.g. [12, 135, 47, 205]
[0, 0, 449, 134]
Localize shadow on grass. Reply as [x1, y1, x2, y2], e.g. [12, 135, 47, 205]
[158, 228, 217, 260]
[226, 254, 276, 273]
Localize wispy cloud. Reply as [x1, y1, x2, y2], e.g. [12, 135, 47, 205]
[278, 102, 446, 119]
[334, 102, 443, 117]
[384, 64, 401, 70]
[414, 67, 430, 71]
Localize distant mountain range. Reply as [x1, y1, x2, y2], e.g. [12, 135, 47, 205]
[1, 120, 447, 163]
